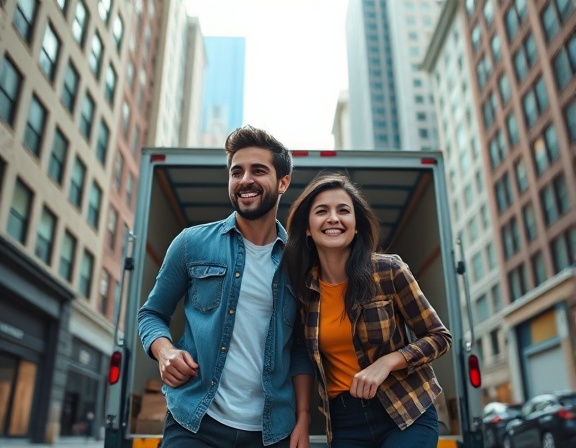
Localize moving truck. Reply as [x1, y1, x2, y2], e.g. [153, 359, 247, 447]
[104, 147, 484, 448]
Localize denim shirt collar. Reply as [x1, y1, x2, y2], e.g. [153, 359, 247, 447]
[221, 212, 287, 248]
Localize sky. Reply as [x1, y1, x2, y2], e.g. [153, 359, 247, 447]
[186, 0, 350, 150]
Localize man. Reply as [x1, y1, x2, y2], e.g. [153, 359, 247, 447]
[138, 125, 314, 448]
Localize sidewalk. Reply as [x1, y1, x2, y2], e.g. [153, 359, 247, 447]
[0, 437, 103, 448]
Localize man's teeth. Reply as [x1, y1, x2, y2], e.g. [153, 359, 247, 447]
[240, 192, 258, 198]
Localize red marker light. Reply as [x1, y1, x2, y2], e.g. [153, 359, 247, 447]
[108, 351, 122, 384]
[468, 354, 481, 388]
[151, 154, 166, 163]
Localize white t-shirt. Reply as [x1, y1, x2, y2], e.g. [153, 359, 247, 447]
[207, 237, 276, 430]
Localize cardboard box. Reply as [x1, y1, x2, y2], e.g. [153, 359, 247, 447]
[145, 379, 163, 393]
[138, 393, 167, 420]
[135, 417, 165, 435]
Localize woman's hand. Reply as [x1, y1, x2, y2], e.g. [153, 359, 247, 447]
[350, 351, 407, 399]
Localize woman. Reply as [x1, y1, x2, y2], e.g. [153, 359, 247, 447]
[283, 172, 452, 448]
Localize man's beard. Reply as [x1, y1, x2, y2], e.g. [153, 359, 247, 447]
[231, 188, 279, 220]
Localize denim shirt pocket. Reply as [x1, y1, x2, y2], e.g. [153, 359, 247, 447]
[282, 284, 298, 326]
[188, 264, 227, 312]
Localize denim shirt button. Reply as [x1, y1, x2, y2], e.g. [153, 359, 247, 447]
[211, 381, 216, 386]
[221, 346, 227, 351]
[228, 309, 234, 314]
[235, 272, 240, 278]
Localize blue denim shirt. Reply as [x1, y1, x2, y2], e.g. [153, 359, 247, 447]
[138, 213, 313, 445]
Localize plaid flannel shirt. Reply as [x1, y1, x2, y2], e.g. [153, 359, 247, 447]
[302, 253, 452, 444]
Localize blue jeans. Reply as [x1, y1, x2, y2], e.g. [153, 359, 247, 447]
[160, 411, 290, 448]
[329, 392, 439, 448]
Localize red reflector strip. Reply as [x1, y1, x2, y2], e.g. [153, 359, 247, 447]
[108, 351, 122, 384]
[420, 158, 437, 165]
[151, 154, 166, 163]
[291, 151, 309, 157]
[319, 151, 337, 157]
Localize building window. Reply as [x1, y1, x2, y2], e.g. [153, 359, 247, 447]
[48, 128, 68, 185]
[502, 217, 521, 259]
[79, 250, 94, 298]
[113, 15, 124, 52]
[495, 172, 513, 213]
[0, 57, 23, 126]
[107, 207, 118, 250]
[524, 34, 538, 67]
[96, 120, 110, 165]
[489, 285, 501, 313]
[522, 79, 549, 129]
[80, 92, 95, 140]
[522, 204, 538, 242]
[104, 64, 117, 105]
[491, 35, 501, 62]
[551, 233, 571, 273]
[471, 23, 481, 53]
[476, 55, 491, 91]
[69, 157, 86, 208]
[468, 216, 479, 243]
[98, 0, 112, 23]
[552, 48, 574, 91]
[565, 101, 576, 141]
[488, 331, 500, 360]
[514, 158, 529, 193]
[476, 294, 489, 322]
[35, 206, 56, 264]
[471, 253, 485, 282]
[489, 129, 507, 169]
[61, 62, 79, 113]
[542, 3, 561, 41]
[486, 242, 497, 270]
[100, 270, 110, 315]
[540, 175, 569, 226]
[122, 101, 130, 138]
[498, 73, 511, 105]
[39, 23, 60, 82]
[89, 32, 104, 78]
[87, 182, 102, 229]
[507, 113, 519, 147]
[483, 0, 494, 25]
[126, 172, 134, 207]
[531, 252, 547, 287]
[513, 49, 528, 82]
[532, 124, 559, 175]
[505, 7, 520, 42]
[508, 264, 528, 301]
[59, 230, 76, 281]
[13, 0, 38, 43]
[8, 178, 33, 244]
[132, 124, 140, 154]
[23, 95, 47, 157]
[114, 152, 123, 191]
[72, 0, 89, 46]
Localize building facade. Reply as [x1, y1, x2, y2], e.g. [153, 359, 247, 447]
[425, 0, 576, 404]
[0, 0, 163, 443]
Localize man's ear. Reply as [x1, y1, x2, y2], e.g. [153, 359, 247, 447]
[278, 175, 291, 194]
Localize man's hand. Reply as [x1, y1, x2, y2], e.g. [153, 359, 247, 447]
[151, 338, 198, 387]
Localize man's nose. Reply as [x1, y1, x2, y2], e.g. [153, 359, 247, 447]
[239, 173, 255, 185]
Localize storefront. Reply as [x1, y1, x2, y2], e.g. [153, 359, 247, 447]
[0, 237, 74, 443]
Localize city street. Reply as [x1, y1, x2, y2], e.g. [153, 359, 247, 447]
[0, 438, 103, 448]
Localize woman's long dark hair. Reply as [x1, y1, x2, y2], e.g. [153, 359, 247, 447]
[282, 172, 380, 316]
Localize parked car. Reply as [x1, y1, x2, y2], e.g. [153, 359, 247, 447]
[502, 391, 576, 448]
[483, 402, 523, 448]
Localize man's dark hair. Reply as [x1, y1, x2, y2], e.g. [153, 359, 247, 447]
[225, 125, 293, 178]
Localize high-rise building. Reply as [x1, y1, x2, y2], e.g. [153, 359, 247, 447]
[0, 0, 167, 442]
[422, 0, 510, 406]
[345, 0, 441, 150]
[147, 0, 206, 148]
[425, 0, 576, 404]
[201, 36, 245, 147]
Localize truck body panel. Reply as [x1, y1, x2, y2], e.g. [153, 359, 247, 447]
[104, 148, 483, 447]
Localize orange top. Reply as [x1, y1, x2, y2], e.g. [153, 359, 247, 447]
[318, 280, 361, 397]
